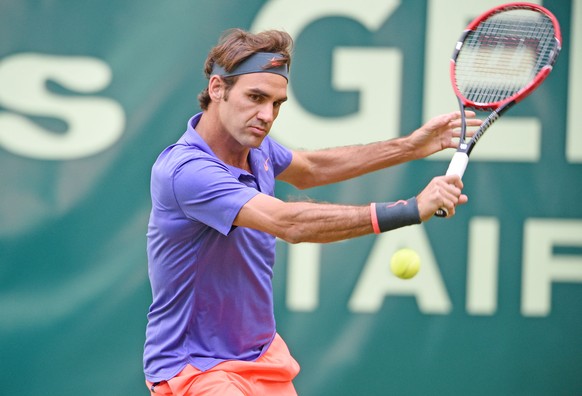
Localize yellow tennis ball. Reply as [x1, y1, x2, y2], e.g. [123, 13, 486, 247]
[390, 248, 420, 279]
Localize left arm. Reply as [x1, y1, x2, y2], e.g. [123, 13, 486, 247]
[277, 110, 480, 189]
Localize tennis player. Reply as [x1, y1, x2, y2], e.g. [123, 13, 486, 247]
[143, 28, 480, 395]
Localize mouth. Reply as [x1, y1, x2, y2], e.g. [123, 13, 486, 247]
[248, 125, 268, 136]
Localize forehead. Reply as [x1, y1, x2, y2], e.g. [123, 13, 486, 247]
[234, 72, 288, 97]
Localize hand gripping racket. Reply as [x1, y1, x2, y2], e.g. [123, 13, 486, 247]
[435, 2, 561, 217]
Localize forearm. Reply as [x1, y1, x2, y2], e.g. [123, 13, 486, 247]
[279, 199, 422, 244]
[236, 197, 373, 243]
[278, 111, 481, 190]
[235, 194, 422, 244]
[276, 202, 373, 243]
[280, 136, 416, 189]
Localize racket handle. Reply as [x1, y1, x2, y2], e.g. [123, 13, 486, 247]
[435, 152, 469, 217]
[445, 152, 469, 178]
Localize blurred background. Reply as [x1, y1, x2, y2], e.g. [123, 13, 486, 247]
[1, 0, 580, 394]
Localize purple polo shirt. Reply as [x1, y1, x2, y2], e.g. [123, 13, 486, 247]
[143, 113, 293, 382]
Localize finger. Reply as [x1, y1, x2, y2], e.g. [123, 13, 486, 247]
[449, 110, 477, 121]
[444, 187, 462, 207]
[451, 110, 476, 118]
[446, 111, 465, 124]
[465, 118, 483, 127]
[463, 110, 477, 118]
[430, 175, 467, 218]
[442, 193, 469, 217]
[440, 178, 464, 205]
[448, 118, 482, 130]
[441, 189, 464, 217]
[458, 194, 469, 206]
[439, 195, 457, 218]
[442, 174, 464, 189]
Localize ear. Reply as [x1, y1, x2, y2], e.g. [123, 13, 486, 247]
[208, 75, 224, 101]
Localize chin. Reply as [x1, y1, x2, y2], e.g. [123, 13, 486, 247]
[246, 134, 267, 148]
[248, 138, 265, 148]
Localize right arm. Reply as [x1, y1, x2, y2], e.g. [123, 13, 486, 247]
[233, 174, 466, 243]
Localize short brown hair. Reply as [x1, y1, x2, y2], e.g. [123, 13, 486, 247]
[197, 29, 294, 110]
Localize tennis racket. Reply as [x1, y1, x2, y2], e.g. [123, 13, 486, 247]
[435, 2, 561, 217]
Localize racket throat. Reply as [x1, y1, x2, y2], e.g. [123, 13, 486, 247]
[465, 106, 506, 156]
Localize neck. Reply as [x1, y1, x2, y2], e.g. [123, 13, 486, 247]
[196, 112, 252, 172]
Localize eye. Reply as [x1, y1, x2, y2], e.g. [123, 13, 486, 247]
[249, 94, 262, 102]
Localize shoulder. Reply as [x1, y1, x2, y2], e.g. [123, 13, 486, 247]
[261, 135, 288, 152]
[154, 143, 226, 174]
[260, 136, 292, 174]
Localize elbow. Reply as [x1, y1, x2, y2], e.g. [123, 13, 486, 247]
[289, 179, 313, 191]
[278, 227, 303, 244]
[277, 223, 309, 244]
[287, 171, 319, 190]
[266, 201, 315, 243]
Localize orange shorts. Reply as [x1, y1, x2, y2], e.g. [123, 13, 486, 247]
[146, 334, 300, 396]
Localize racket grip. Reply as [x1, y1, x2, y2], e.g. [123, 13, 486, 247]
[445, 152, 469, 178]
[435, 152, 469, 217]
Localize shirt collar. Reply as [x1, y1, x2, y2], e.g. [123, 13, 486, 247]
[182, 113, 265, 180]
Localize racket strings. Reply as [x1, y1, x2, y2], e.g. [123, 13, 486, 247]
[455, 9, 557, 106]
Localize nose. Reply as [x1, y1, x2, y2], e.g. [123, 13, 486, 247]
[256, 103, 275, 124]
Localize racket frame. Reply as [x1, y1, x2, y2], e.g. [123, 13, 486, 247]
[435, 2, 562, 217]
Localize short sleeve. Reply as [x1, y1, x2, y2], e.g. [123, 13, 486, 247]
[173, 158, 259, 235]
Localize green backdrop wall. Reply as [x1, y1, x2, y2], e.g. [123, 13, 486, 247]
[1, 1, 581, 395]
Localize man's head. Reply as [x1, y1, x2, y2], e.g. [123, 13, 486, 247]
[198, 29, 293, 111]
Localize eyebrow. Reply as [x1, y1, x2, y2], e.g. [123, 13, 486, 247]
[248, 88, 288, 103]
